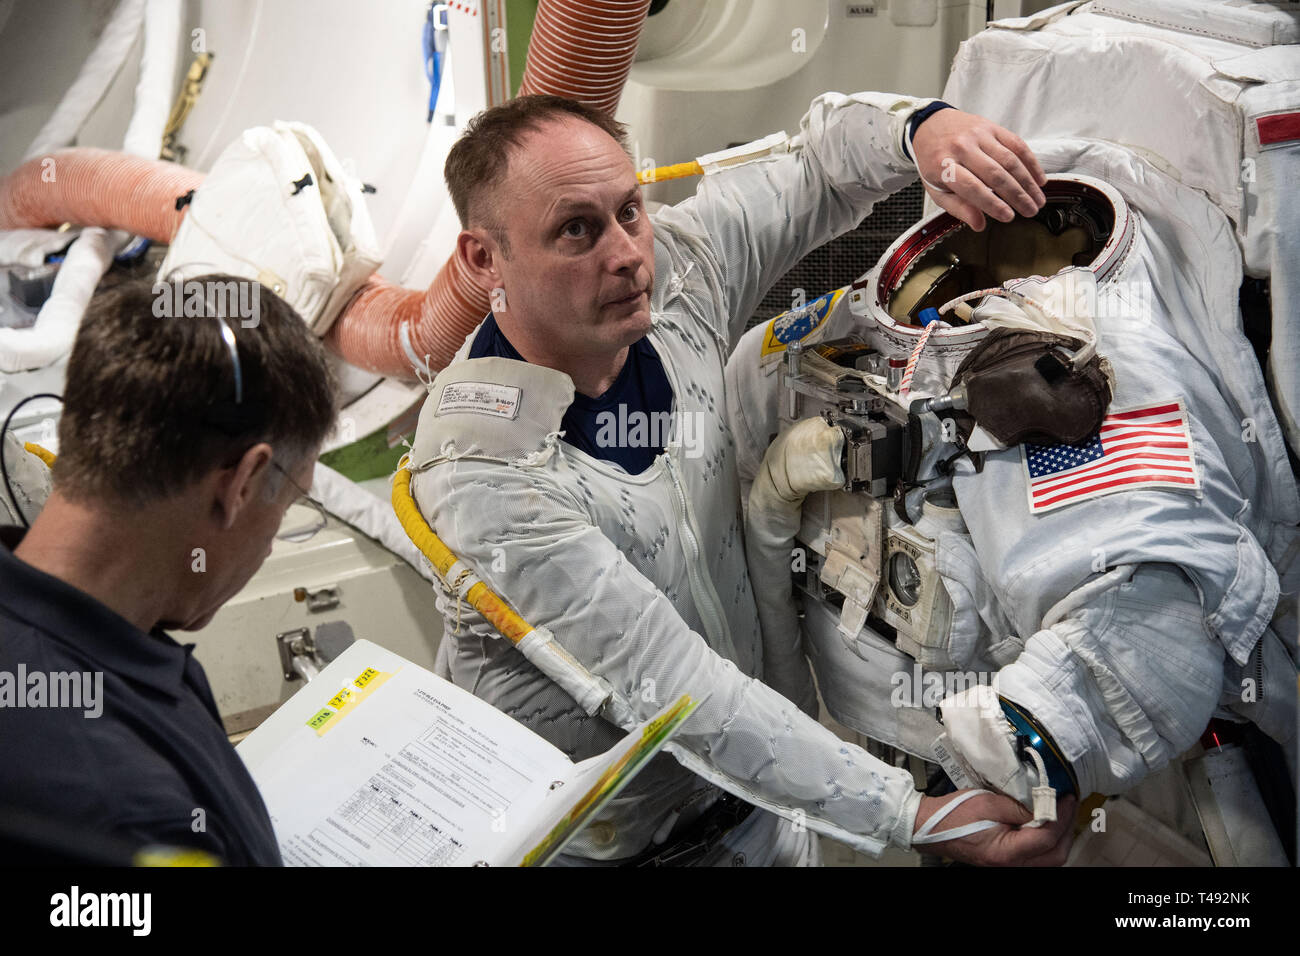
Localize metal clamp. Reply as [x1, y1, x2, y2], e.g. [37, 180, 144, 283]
[276, 627, 321, 682]
[293, 584, 341, 612]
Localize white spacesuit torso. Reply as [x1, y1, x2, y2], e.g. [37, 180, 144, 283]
[726, 141, 1298, 802]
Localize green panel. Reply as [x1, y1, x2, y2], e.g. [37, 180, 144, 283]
[505, 0, 538, 97]
[319, 426, 411, 483]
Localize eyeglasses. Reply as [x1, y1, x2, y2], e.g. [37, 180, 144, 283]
[203, 303, 327, 542]
[271, 459, 329, 542]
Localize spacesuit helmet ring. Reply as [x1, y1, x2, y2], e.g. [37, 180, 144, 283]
[845, 174, 1135, 398]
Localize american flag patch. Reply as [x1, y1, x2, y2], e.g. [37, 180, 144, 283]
[1022, 399, 1200, 514]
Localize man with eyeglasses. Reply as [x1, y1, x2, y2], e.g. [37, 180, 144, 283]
[0, 275, 336, 865]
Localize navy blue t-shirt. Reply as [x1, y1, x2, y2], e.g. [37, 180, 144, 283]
[469, 313, 674, 475]
[0, 527, 283, 865]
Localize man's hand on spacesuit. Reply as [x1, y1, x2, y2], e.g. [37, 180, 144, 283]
[912, 790, 1077, 866]
[911, 108, 1047, 232]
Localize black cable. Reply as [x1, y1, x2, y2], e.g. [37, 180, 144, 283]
[1, 393, 63, 529]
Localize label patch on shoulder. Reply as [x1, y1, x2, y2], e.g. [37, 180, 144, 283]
[1021, 399, 1200, 515]
[760, 287, 846, 361]
[436, 381, 522, 420]
[1257, 110, 1300, 150]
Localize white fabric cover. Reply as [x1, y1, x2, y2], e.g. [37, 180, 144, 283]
[968, 268, 1109, 374]
[0, 228, 83, 269]
[940, 683, 1032, 805]
[0, 432, 53, 526]
[408, 92, 938, 862]
[122, 0, 182, 161]
[0, 226, 126, 374]
[942, 0, 1300, 455]
[159, 122, 380, 335]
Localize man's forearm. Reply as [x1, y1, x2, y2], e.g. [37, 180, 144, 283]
[659, 91, 934, 350]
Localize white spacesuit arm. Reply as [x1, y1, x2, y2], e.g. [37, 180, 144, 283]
[659, 91, 931, 351]
[963, 563, 1228, 800]
[416, 460, 922, 856]
[745, 417, 845, 716]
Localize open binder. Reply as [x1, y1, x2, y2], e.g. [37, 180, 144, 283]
[238, 640, 698, 866]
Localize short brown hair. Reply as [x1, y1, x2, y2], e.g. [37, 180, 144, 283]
[444, 94, 630, 246]
[55, 275, 337, 506]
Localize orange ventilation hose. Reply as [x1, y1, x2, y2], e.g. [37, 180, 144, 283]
[324, 0, 653, 378]
[0, 148, 201, 241]
[518, 0, 652, 114]
[325, 253, 487, 378]
[0, 0, 652, 380]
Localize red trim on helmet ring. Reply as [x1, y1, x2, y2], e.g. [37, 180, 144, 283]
[873, 178, 1133, 313]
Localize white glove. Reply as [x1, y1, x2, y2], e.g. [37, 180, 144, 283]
[939, 684, 1035, 808]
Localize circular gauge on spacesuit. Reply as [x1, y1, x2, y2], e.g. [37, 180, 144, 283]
[887, 552, 922, 607]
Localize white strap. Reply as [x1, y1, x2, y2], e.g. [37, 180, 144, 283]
[443, 560, 479, 600]
[910, 789, 1003, 845]
[1024, 747, 1058, 826]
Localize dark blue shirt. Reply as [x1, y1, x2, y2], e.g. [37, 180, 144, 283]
[469, 313, 675, 475]
[0, 527, 282, 865]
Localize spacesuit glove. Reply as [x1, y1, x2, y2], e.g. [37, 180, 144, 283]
[756, 416, 846, 502]
[939, 684, 1035, 807]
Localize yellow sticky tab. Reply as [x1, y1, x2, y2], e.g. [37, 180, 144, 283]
[23, 442, 57, 468]
[328, 687, 353, 710]
[315, 667, 398, 737]
[307, 708, 335, 730]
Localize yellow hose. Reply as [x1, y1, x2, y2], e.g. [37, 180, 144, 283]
[637, 160, 703, 185]
[390, 461, 533, 644]
[23, 442, 56, 468]
[26, 444, 547, 677]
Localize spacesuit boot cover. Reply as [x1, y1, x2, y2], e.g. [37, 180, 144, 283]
[726, 144, 1300, 808]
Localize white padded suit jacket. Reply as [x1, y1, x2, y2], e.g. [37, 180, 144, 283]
[408, 92, 937, 860]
